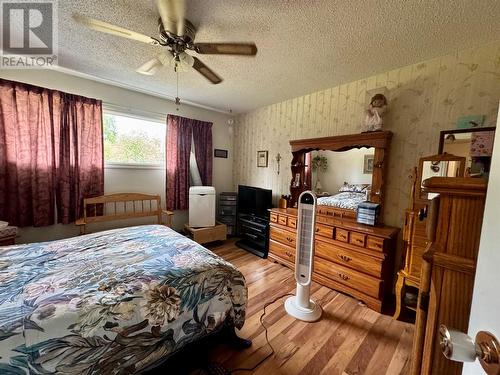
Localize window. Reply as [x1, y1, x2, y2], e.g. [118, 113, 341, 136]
[103, 112, 165, 167]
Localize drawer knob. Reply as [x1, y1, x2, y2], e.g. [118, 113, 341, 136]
[315, 228, 320, 232]
[285, 251, 292, 257]
[339, 255, 351, 262]
[338, 273, 349, 281]
[286, 237, 293, 243]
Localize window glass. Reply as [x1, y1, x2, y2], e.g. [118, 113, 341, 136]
[103, 112, 165, 165]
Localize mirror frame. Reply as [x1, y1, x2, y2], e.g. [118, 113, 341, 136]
[288, 131, 393, 214]
[416, 154, 466, 202]
[438, 126, 496, 154]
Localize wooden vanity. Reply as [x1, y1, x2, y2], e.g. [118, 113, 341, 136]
[269, 131, 399, 312]
[269, 206, 399, 312]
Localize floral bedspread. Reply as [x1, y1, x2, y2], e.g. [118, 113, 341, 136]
[317, 191, 367, 210]
[0, 225, 246, 374]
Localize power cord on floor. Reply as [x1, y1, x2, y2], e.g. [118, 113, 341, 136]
[228, 292, 295, 374]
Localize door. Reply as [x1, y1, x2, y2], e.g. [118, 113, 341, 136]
[463, 104, 500, 375]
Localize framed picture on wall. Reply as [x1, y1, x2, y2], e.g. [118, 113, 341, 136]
[257, 151, 268, 167]
[214, 149, 228, 158]
[363, 154, 374, 174]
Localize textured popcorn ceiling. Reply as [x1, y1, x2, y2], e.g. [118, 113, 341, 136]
[59, 0, 500, 113]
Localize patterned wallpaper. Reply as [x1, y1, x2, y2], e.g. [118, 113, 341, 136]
[233, 40, 500, 227]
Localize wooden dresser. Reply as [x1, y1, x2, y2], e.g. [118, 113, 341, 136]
[410, 177, 487, 375]
[269, 206, 399, 312]
[394, 154, 466, 319]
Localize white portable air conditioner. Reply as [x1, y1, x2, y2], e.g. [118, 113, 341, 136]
[285, 191, 322, 322]
[189, 186, 216, 227]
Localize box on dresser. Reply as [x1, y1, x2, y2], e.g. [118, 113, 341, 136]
[268, 207, 399, 313]
[356, 202, 380, 226]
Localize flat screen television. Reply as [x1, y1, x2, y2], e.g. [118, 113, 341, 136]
[238, 185, 272, 218]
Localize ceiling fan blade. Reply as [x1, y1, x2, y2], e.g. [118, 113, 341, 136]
[192, 57, 223, 84]
[194, 43, 257, 56]
[137, 53, 171, 75]
[73, 14, 159, 46]
[155, 0, 185, 37]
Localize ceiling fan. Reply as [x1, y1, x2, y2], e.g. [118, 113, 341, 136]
[73, 0, 257, 85]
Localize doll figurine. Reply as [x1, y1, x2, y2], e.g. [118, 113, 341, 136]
[363, 94, 387, 132]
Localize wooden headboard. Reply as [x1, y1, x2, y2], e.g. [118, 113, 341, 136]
[75, 193, 173, 234]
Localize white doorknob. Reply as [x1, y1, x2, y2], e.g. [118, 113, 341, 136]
[439, 325, 500, 375]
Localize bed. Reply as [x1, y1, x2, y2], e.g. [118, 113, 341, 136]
[0, 225, 247, 374]
[317, 191, 367, 210]
[317, 183, 369, 210]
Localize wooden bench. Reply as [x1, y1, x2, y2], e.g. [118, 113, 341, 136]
[75, 193, 174, 235]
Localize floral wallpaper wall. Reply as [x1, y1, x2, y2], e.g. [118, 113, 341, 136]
[233, 40, 500, 227]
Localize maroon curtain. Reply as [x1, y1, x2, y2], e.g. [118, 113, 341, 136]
[166, 114, 192, 211]
[0, 80, 56, 227]
[0, 79, 103, 227]
[192, 120, 213, 186]
[54, 93, 104, 224]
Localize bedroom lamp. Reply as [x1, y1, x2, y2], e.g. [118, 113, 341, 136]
[171, 51, 194, 72]
[285, 191, 322, 322]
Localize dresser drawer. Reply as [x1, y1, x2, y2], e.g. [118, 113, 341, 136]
[317, 215, 341, 226]
[269, 240, 295, 263]
[314, 258, 382, 298]
[317, 206, 331, 216]
[288, 217, 297, 229]
[220, 195, 237, 202]
[270, 226, 296, 247]
[270, 212, 278, 223]
[315, 223, 334, 238]
[315, 240, 383, 278]
[367, 236, 385, 252]
[335, 228, 349, 243]
[278, 215, 288, 226]
[349, 232, 366, 247]
[219, 204, 237, 216]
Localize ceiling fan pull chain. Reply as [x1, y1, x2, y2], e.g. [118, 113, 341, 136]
[175, 70, 180, 110]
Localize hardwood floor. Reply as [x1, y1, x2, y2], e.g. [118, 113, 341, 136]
[206, 239, 414, 375]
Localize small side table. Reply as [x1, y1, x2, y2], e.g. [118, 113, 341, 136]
[184, 222, 227, 245]
[0, 226, 18, 246]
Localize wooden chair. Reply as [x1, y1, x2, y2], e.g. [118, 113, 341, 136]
[75, 193, 174, 235]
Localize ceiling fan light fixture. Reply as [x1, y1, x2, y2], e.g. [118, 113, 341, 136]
[136, 58, 163, 75]
[170, 52, 193, 72]
[179, 52, 194, 67]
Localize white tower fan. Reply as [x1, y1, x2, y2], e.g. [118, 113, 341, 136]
[284, 191, 322, 322]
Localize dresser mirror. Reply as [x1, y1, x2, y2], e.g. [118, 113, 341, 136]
[289, 131, 392, 222]
[438, 126, 496, 179]
[309, 148, 375, 210]
[416, 154, 466, 201]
